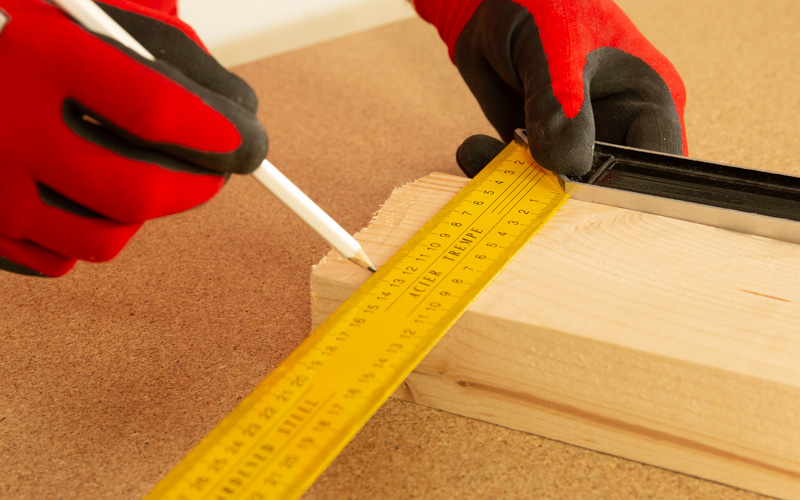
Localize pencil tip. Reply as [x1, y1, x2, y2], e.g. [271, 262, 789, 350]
[348, 248, 377, 273]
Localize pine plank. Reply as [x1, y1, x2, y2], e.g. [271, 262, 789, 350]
[310, 172, 800, 499]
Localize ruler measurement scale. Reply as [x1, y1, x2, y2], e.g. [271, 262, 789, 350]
[148, 138, 568, 500]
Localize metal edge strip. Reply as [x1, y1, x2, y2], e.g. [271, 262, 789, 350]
[562, 180, 800, 245]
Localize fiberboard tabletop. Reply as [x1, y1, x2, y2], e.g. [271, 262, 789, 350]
[3, 1, 800, 498]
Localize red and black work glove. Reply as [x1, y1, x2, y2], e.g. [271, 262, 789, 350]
[413, 0, 687, 177]
[0, 0, 268, 277]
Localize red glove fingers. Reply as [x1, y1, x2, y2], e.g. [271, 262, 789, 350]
[0, 0, 268, 276]
[26, 134, 225, 223]
[0, 234, 85, 277]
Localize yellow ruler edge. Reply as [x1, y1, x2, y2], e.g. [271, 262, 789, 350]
[147, 136, 569, 500]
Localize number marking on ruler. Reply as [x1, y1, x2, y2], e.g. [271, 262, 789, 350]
[146, 137, 568, 500]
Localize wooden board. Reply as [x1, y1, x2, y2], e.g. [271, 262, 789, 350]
[311, 172, 800, 500]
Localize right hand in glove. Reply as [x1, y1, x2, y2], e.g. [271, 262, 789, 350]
[0, 0, 268, 277]
[413, 0, 686, 178]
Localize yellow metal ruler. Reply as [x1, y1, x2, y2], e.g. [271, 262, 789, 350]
[147, 134, 568, 500]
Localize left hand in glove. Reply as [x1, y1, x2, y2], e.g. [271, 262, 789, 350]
[413, 0, 687, 177]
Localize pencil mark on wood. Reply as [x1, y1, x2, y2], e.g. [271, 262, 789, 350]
[739, 289, 791, 303]
[399, 381, 417, 403]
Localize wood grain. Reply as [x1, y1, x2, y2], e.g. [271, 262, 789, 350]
[311, 172, 800, 500]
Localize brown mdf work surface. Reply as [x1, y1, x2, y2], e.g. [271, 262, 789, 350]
[2, 1, 798, 498]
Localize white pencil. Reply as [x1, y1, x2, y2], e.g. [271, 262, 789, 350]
[251, 162, 376, 271]
[50, 0, 377, 272]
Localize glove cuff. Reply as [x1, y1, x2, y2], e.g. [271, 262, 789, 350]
[96, 0, 205, 49]
[413, 0, 482, 61]
[128, 0, 177, 16]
